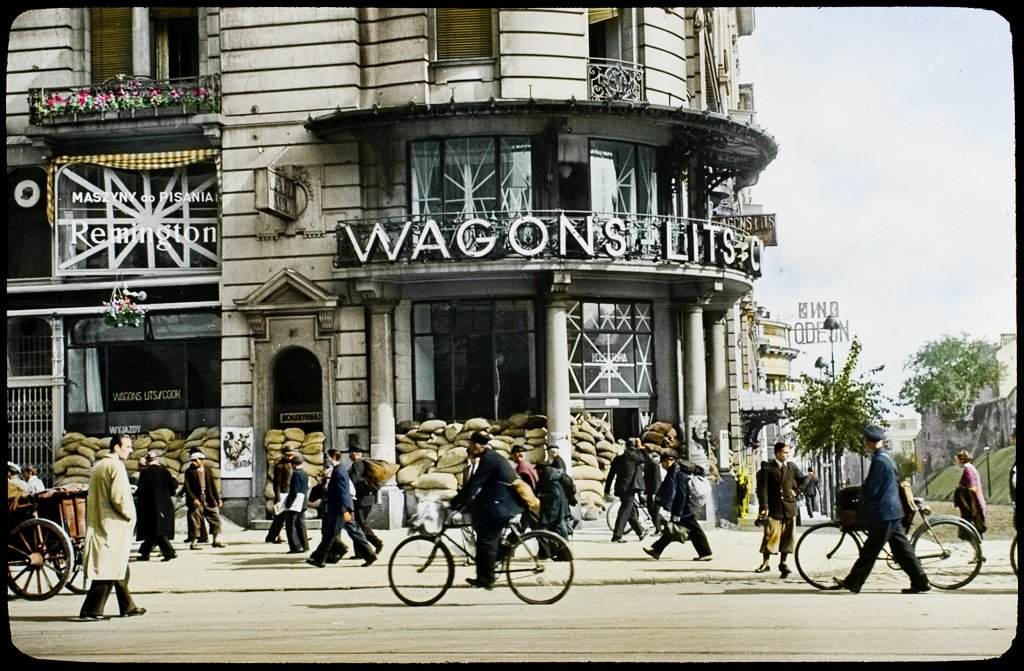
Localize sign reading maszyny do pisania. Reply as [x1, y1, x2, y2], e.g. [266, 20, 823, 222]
[336, 212, 764, 276]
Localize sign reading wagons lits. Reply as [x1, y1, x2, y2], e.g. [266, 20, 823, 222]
[335, 211, 764, 277]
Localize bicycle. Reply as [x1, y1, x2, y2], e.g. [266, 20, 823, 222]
[794, 496, 983, 590]
[604, 492, 657, 535]
[388, 500, 574, 606]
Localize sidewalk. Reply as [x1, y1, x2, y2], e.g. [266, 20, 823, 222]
[123, 514, 844, 595]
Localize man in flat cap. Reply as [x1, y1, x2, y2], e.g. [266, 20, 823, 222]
[834, 425, 930, 594]
[348, 443, 384, 554]
[510, 445, 538, 492]
[182, 450, 225, 550]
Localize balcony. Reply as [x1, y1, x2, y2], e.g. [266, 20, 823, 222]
[28, 74, 221, 126]
[587, 58, 645, 102]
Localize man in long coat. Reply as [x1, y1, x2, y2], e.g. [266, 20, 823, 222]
[79, 434, 145, 619]
[182, 450, 225, 549]
[135, 451, 178, 561]
[604, 437, 648, 543]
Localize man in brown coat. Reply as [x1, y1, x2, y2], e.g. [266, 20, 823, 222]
[755, 441, 808, 579]
[79, 434, 145, 619]
[183, 449, 225, 550]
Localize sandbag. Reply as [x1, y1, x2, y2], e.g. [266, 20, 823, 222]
[572, 465, 606, 482]
[419, 419, 447, 433]
[436, 446, 468, 470]
[397, 459, 433, 485]
[411, 472, 458, 490]
[284, 427, 305, 442]
[61, 432, 87, 446]
[463, 417, 490, 431]
[399, 448, 437, 466]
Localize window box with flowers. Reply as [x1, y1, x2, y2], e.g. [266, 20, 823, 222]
[102, 287, 147, 328]
[28, 74, 221, 125]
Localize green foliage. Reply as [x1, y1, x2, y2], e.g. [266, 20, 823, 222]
[893, 450, 922, 481]
[787, 338, 891, 458]
[898, 334, 1001, 423]
[917, 444, 1017, 505]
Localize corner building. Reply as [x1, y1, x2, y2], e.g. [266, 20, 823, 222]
[7, 7, 777, 526]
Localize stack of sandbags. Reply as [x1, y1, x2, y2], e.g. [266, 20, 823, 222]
[639, 421, 683, 456]
[54, 427, 214, 487]
[262, 427, 325, 516]
[53, 433, 105, 485]
[569, 413, 620, 517]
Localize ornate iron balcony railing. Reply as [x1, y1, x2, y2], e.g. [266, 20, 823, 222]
[28, 74, 221, 125]
[587, 58, 645, 102]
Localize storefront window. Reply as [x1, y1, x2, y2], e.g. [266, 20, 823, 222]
[7, 318, 52, 377]
[413, 300, 537, 421]
[66, 312, 220, 434]
[589, 140, 658, 216]
[410, 137, 532, 217]
[567, 300, 653, 397]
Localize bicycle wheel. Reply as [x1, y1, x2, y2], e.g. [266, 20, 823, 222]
[912, 518, 982, 589]
[504, 530, 574, 605]
[1011, 536, 1017, 577]
[65, 550, 89, 594]
[605, 499, 621, 532]
[794, 522, 861, 590]
[387, 535, 454, 606]
[7, 518, 73, 601]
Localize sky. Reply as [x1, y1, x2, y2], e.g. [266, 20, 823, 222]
[737, 7, 1016, 413]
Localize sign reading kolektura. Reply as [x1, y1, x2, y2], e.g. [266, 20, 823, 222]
[336, 212, 763, 277]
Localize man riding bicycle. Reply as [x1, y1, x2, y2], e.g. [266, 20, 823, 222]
[449, 431, 524, 590]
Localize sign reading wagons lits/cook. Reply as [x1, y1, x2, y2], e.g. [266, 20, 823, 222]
[335, 211, 764, 277]
[792, 300, 850, 345]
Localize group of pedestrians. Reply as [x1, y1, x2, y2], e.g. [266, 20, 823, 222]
[306, 445, 383, 568]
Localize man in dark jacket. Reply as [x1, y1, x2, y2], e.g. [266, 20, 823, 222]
[265, 447, 295, 543]
[182, 450, 224, 550]
[638, 441, 663, 534]
[348, 444, 384, 554]
[834, 426, 930, 594]
[604, 437, 648, 543]
[450, 431, 524, 590]
[134, 451, 177, 562]
[755, 441, 808, 579]
[282, 453, 309, 553]
[643, 449, 713, 561]
[307, 449, 376, 568]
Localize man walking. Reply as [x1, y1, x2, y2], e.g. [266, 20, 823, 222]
[135, 451, 178, 562]
[79, 434, 145, 619]
[804, 468, 820, 518]
[604, 437, 648, 543]
[834, 425, 930, 594]
[643, 449, 713, 561]
[450, 431, 524, 590]
[755, 441, 808, 579]
[348, 444, 384, 554]
[282, 452, 309, 553]
[265, 446, 295, 543]
[307, 449, 376, 568]
[182, 450, 225, 550]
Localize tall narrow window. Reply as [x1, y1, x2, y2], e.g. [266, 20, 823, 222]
[436, 8, 493, 60]
[151, 7, 199, 79]
[590, 141, 658, 217]
[90, 7, 133, 83]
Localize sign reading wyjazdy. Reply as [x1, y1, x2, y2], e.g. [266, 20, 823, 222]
[336, 212, 763, 276]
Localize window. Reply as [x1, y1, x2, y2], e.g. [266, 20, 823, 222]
[7, 318, 52, 377]
[588, 8, 621, 60]
[90, 7, 199, 83]
[567, 301, 654, 397]
[413, 300, 537, 421]
[410, 137, 532, 217]
[590, 140, 658, 217]
[435, 8, 493, 61]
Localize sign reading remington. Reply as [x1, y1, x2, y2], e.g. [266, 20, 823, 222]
[336, 212, 762, 276]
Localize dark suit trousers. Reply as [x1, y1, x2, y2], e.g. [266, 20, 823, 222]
[612, 492, 644, 538]
[355, 503, 381, 544]
[138, 535, 176, 559]
[473, 517, 511, 586]
[284, 510, 308, 552]
[650, 515, 712, 558]
[845, 519, 929, 590]
[80, 567, 137, 617]
[265, 510, 289, 541]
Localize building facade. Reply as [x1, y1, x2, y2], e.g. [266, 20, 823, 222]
[7, 7, 777, 525]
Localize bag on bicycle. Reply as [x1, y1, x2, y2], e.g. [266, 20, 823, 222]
[508, 477, 541, 516]
[837, 485, 867, 531]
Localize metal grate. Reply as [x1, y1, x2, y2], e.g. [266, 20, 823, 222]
[7, 317, 52, 376]
[6, 385, 54, 486]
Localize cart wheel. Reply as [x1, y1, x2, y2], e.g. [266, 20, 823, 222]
[7, 518, 73, 601]
[65, 550, 89, 594]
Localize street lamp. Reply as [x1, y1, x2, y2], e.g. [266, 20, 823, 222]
[821, 315, 841, 519]
[984, 446, 991, 494]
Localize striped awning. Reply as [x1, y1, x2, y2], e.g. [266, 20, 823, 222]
[47, 149, 219, 223]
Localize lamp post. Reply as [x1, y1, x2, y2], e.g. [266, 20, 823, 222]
[821, 315, 841, 520]
[984, 446, 991, 494]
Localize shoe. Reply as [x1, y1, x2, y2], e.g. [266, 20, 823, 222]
[212, 540, 226, 548]
[306, 558, 326, 568]
[694, 555, 713, 562]
[465, 577, 494, 591]
[371, 538, 384, 553]
[80, 613, 110, 621]
[121, 608, 146, 617]
[161, 553, 177, 562]
[189, 542, 200, 550]
[611, 537, 627, 544]
[642, 547, 660, 560]
[901, 584, 931, 594]
[287, 549, 304, 554]
[266, 537, 283, 544]
[754, 562, 770, 573]
[136, 555, 150, 562]
[779, 565, 791, 579]
[361, 554, 377, 567]
[637, 528, 649, 541]
[832, 578, 860, 594]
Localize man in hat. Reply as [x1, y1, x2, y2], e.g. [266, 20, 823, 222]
[182, 449, 225, 550]
[510, 445, 538, 491]
[604, 437, 648, 543]
[450, 431, 524, 590]
[833, 425, 930, 594]
[135, 451, 178, 562]
[265, 447, 295, 544]
[307, 449, 376, 568]
[545, 444, 567, 473]
[348, 443, 384, 554]
[643, 448, 713, 561]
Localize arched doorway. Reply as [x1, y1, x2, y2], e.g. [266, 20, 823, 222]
[272, 347, 323, 434]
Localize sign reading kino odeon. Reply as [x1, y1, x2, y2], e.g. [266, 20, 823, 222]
[54, 159, 219, 274]
[336, 212, 764, 277]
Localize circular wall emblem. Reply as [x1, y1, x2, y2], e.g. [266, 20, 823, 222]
[15, 179, 41, 208]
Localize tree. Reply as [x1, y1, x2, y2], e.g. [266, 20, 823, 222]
[898, 334, 1001, 423]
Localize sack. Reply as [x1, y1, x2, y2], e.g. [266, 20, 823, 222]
[837, 485, 866, 531]
[509, 477, 541, 516]
[897, 479, 917, 531]
[687, 473, 712, 511]
[365, 459, 399, 487]
[662, 520, 690, 543]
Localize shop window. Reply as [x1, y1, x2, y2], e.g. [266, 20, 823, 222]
[567, 300, 654, 397]
[435, 8, 493, 61]
[7, 318, 52, 377]
[410, 137, 532, 217]
[90, 7, 199, 83]
[413, 300, 537, 422]
[590, 140, 658, 217]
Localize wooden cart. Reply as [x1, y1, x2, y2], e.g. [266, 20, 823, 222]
[7, 484, 89, 600]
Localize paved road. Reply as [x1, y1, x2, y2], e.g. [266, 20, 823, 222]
[7, 518, 1018, 662]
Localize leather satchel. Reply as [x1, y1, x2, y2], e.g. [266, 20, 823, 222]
[662, 520, 690, 543]
[509, 477, 541, 516]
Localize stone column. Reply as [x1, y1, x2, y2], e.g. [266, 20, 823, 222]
[682, 305, 708, 438]
[367, 301, 403, 529]
[706, 311, 729, 469]
[545, 273, 573, 477]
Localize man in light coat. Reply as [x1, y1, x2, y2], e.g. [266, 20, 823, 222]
[79, 433, 145, 619]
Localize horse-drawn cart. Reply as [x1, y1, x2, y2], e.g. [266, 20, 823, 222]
[7, 484, 89, 600]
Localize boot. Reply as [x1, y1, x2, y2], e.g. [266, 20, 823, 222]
[211, 534, 226, 548]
